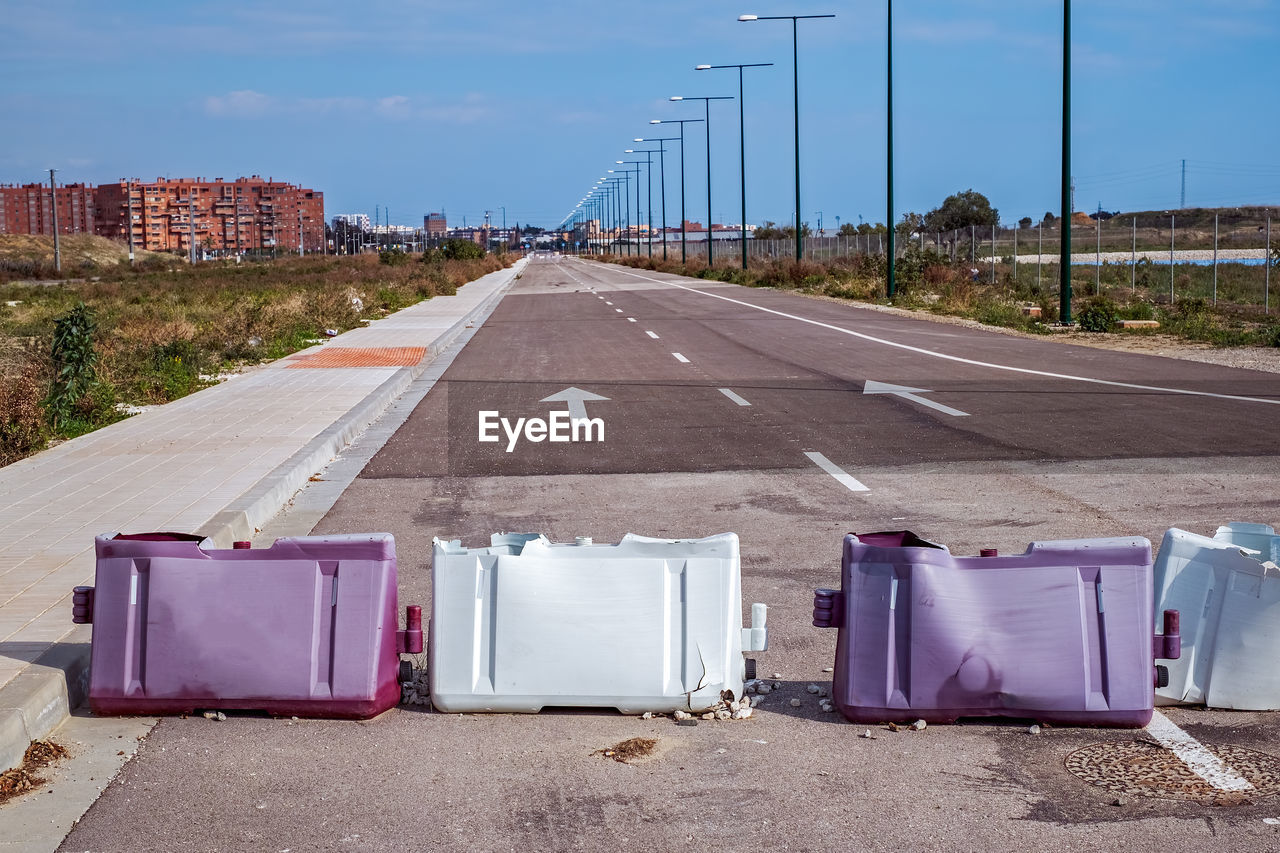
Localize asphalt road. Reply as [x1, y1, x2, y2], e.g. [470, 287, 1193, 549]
[61, 256, 1280, 852]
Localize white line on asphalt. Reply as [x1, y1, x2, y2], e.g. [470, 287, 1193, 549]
[604, 267, 1280, 407]
[605, 301, 613, 305]
[804, 451, 870, 493]
[672, 353, 690, 363]
[718, 388, 752, 406]
[627, 318, 637, 322]
[615, 308, 623, 313]
[646, 331, 659, 339]
[1146, 711, 1255, 792]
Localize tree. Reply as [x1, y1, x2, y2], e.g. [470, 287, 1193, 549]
[837, 222, 857, 237]
[897, 212, 924, 240]
[1042, 212, 1057, 224]
[923, 189, 999, 232]
[1018, 216, 1033, 229]
[755, 221, 786, 239]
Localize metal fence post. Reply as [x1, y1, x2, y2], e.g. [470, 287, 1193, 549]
[1131, 216, 1136, 293]
[1212, 212, 1218, 305]
[1266, 214, 1271, 313]
[1013, 223, 1018, 284]
[1038, 221, 1042, 290]
[990, 225, 996, 284]
[1095, 214, 1101, 295]
[1170, 214, 1176, 304]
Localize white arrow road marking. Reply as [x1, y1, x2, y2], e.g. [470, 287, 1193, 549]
[672, 353, 690, 363]
[804, 451, 869, 492]
[645, 331, 659, 339]
[540, 387, 611, 422]
[718, 388, 752, 406]
[863, 380, 970, 417]
[603, 266, 1280, 408]
[1146, 711, 1254, 792]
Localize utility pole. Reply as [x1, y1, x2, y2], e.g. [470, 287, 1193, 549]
[188, 190, 196, 264]
[298, 206, 304, 256]
[1059, 0, 1072, 324]
[126, 179, 135, 265]
[49, 169, 61, 273]
[1180, 159, 1186, 209]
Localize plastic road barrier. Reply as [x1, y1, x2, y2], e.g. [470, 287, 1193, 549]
[1154, 523, 1280, 709]
[814, 532, 1180, 727]
[429, 532, 768, 713]
[73, 532, 421, 719]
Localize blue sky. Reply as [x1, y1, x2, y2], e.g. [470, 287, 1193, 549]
[2, 1, 1278, 231]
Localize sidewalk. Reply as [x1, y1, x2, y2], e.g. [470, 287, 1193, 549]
[0, 257, 525, 769]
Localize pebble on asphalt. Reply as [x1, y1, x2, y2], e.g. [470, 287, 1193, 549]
[1028, 725, 1042, 735]
[790, 698, 802, 708]
[911, 720, 927, 731]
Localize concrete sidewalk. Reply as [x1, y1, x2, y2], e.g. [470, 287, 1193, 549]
[0, 257, 525, 770]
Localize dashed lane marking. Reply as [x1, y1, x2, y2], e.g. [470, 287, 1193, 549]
[627, 318, 637, 322]
[646, 331, 659, 339]
[718, 388, 752, 406]
[804, 451, 870, 493]
[672, 353, 690, 363]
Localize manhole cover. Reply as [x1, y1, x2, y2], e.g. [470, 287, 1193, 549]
[1066, 739, 1280, 804]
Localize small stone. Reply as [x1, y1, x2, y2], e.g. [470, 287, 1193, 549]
[772, 682, 782, 690]
[715, 709, 732, 721]
[1028, 725, 1042, 736]
[1111, 797, 1126, 807]
[732, 707, 753, 720]
[756, 684, 772, 695]
[860, 729, 873, 739]
[822, 667, 834, 673]
[702, 712, 715, 721]
[744, 681, 758, 695]
[772, 673, 783, 679]
[291, 717, 299, 721]
[716, 748, 727, 754]
[790, 698, 802, 708]
[911, 719, 926, 731]
[216, 711, 227, 722]
[642, 712, 652, 720]
[818, 687, 829, 698]
[673, 710, 691, 721]
[819, 700, 835, 713]
[202, 711, 217, 720]
[806, 684, 821, 694]
[256, 802, 266, 810]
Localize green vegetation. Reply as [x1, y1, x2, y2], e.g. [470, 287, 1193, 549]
[0, 244, 510, 467]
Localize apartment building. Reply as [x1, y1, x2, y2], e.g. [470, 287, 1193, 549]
[424, 212, 447, 237]
[0, 182, 96, 235]
[95, 176, 324, 254]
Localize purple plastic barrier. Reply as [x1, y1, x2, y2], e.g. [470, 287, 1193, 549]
[75, 532, 421, 719]
[814, 532, 1179, 727]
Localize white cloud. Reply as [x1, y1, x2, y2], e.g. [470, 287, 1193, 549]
[204, 90, 275, 118]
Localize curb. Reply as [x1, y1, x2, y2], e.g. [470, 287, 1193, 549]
[0, 258, 523, 770]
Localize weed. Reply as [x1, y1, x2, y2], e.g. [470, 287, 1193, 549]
[45, 303, 100, 429]
[1076, 296, 1119, 332]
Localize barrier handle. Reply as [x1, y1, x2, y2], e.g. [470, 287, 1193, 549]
[813, 588, 844, 629]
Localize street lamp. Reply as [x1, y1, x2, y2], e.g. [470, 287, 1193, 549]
[602, 177, 626, 255]
[617, 160, 645, 258]
[625, 148, 656, 257]
[634, 136, 678, 260]
[650, 118, 704, 263]
[606, 169, 633, 256]
[696, 61, 773, 270]
[670, 95, 733, 267]
[738, 11, 835, 261]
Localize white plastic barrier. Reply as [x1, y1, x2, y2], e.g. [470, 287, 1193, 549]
[1154, 523, 1280, 709]
[429, 532, 768, 713]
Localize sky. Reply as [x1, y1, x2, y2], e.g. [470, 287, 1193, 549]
[2, 1, 1278, 231]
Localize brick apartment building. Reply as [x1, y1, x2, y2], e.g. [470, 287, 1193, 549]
[96, 177, 323, 254]
[0, 176, 323, 254]
[424, 212, 446, 237]
[0, 182, 96, 236]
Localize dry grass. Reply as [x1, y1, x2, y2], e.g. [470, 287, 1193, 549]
[0, 249, 512, 467]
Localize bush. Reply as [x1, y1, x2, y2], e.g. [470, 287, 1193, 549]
[379, 248, 410, 266]
[1076, 296, 1119, 332]
[45, 302, 100, 429]
[424, 239, 486, 262]
[0, 354, 49, 464]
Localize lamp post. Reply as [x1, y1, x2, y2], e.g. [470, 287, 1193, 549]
[634, 136, 677, 260]
[1059, 0, 1073, 324]
[606, 170, 633, 256]
[616, 161, 645, 257]
[603, 177, 626, 255]
[886, 1, 895, 298]
[738, 12, 835, 261]
[670, 95, 733, 266]
[696, 62, 772, 270]
[625, 147, 656, 257]
[650, 118, 704, 264]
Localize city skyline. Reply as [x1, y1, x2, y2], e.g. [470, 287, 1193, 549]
[3, 1, 1278, 230]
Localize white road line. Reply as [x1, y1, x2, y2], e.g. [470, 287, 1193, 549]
[615, 308, 623, 313]
[718, 388, 752, 406]
[603, 266, 1280, 408]
[646, 331, 659, 339]
[605, 301, 613, 305]
[627, 318, 637, 322]
[1146, 711, 1254, 792]
[804, 451, 870, 493]
[672, 352, 690, 363]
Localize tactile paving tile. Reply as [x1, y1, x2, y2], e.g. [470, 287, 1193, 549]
[287, 347, 428, 368]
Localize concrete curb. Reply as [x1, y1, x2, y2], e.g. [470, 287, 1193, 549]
[0, 258, 523, 770]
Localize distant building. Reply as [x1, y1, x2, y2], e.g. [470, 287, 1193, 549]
[424, 212, 447, 237]
[0, 182, 96, 236]
[334, 213, 371, 230]
[95, 176, 323, 254]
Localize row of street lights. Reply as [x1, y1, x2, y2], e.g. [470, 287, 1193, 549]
[561, 11, 835, 271]
[561, 6, 1075, 322]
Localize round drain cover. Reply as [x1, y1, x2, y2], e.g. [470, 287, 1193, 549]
[1066, 740, 1280, 803]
